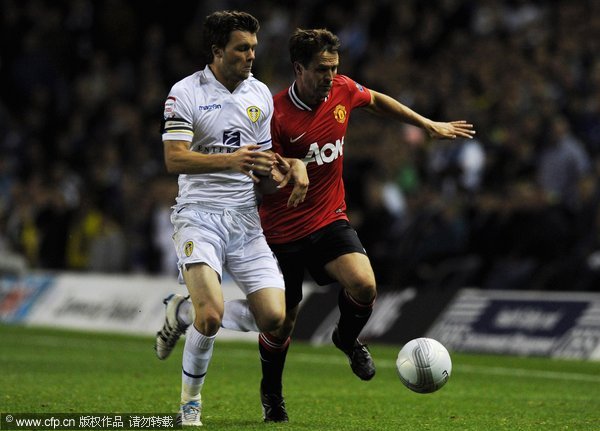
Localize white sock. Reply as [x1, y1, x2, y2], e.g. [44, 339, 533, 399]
[177, 299, 194, 327]
[221, 299, 259, 332]
[181, 325, 216, 404]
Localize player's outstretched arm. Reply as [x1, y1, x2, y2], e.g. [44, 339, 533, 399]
[424, 120, 476, 140]
[364, 90, 476, 140]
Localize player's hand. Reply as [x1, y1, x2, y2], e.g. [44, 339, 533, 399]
[230, 145, 275, 182]
[272, 154, 309, 208]
[426, 120, 476, 140]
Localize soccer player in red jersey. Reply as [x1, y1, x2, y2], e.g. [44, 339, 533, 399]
[256, 28, 475, 422]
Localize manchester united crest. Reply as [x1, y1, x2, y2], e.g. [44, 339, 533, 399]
[333, 104, 347, 123]
[247, 106, 261, 123]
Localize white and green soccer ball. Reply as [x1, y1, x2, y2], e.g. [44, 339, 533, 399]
[396, 337, 452, 394]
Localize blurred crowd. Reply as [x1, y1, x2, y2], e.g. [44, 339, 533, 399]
[1, 0, 599, 291]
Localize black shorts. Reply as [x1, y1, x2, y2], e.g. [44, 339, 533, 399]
[269, 220, 367, 309]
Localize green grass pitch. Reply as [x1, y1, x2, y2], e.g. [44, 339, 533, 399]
[1, 324, 599, 430]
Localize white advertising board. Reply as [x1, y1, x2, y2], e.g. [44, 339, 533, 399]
[21, 272, 257, 341]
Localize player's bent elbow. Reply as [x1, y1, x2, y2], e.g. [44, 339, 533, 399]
[164, 159, 182, 175]
[163, 142, 190, 174]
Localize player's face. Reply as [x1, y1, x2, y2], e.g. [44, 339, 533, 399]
[213, 30, 257, 90]
[295, 50, 339, 106]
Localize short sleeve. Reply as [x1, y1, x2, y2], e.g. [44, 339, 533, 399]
[340, 75, 371, 109]
[160, 81, 195, 142]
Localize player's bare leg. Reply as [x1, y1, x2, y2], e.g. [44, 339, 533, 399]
[156, 276, 286, 424]
[247, 287, 286, 333]
[177, 263, 224, 427]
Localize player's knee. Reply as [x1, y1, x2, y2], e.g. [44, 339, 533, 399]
[279, 314, 296, 338]
[256, 308, 285, 333]
[194, 310, 222, 336]
[348, 278, 377, 304]
[268, 306, 297, 339]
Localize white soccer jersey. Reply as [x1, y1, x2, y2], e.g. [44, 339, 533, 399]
[161, 65, 273, 209]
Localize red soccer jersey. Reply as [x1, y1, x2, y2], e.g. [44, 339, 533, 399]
[260, 74, 371, 244]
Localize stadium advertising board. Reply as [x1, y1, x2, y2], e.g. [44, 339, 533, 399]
[294, 284, 457, 345]
[427, 289, 600, 360]
[1, 272, 257, 340]
[23, 273, 187, 335]
[0, 274, 53, 323]
[4, 272, 599, 361]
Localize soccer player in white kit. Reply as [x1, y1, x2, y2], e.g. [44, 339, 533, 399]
[156, 11, 308, 426]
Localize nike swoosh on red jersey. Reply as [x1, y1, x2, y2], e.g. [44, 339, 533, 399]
[290, 132, 306, 143]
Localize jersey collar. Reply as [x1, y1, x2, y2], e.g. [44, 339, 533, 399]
[288, 81, 328, 111]
[200, 65, 218, 84]
[200, 65, 252, 92]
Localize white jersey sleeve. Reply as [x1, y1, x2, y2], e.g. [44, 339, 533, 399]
[161, 79, 195, 142]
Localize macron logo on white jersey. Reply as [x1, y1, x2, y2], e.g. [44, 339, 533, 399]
[303, 137, 344, 166]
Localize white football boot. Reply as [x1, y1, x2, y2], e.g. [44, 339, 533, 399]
[178, 400, 202, 427]
[154, 294, 189, 360]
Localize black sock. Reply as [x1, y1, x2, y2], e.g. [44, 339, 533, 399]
[337, 288, 374, 348]
[259, 332, 290, 395]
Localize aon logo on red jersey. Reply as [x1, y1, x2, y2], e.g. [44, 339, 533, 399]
[303, 137, 344, 166]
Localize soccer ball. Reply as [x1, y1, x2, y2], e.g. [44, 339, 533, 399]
[396, 337, 452, 394]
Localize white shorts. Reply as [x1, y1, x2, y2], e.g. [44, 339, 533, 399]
[171, 204, 285, 296]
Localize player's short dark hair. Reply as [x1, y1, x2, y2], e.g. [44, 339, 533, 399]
[289, 28, 340, 67]
[202, 11, 260, 64]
